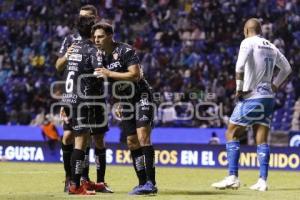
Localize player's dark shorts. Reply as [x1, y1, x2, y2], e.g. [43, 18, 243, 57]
[63, 102, 108, 135]
[120, 93, 154, 136]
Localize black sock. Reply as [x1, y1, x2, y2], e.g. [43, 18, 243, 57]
[71, 149, 85, 187]
[131, 148, 147, 185]
[142, 146, 156, 185]
[61, 143, 73, 178]
[95, 148, 106, 183]
[81, 146, 90, 181]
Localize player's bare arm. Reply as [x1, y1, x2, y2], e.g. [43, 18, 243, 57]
[55, 44, 75, 72]
[94, 64, 141, 81]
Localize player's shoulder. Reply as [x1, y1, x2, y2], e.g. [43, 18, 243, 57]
[86, 41, 98, 53]
[241, 35, 271, 47]
[116, 42, 134, 54]
[251, 35, 273, 45]
[75, 39, 96, 54]
[267, 40, 279, 51]
[240, 36, 257, 45]
[69, 31, 81, 39]
[257, 36, 279, 51]
[64, 32, 82, 42]
[239, 38, 252, 49]
[117, 42, 132, 49]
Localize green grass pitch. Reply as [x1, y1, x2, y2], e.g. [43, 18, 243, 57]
[0, 162, 298, 200]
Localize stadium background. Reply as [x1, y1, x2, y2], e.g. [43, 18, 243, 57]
[0, 0, 300, 199]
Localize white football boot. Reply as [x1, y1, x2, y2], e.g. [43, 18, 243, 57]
[249, 178, 268, 191]
[211, 175, 240, 190]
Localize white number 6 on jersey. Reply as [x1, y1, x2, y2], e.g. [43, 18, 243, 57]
[66, 71, 75, 93]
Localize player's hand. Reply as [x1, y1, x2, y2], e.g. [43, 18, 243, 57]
[235, 91, 244, 101]
[64, 44, 75, 59]
[59, 107, 69, 124]
[271, 84, 278, 93]
[94, 68, 111, 78]
[114, 103, 122, 118]
[235, 90, 251, 101]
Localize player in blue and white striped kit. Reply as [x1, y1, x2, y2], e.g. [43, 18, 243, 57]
[212, 18, 292, 191]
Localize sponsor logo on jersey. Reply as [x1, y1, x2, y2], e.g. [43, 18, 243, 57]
[258, 45, 272, 50]
[71, 48, 79, 53]
[69, 62, 78, 66]
[107, 61, 122, 70]
[257, 84, 272, 95]
[68, 53, 82, 62]
[141, 106, 150, 111]
[67, 66, 78, 71]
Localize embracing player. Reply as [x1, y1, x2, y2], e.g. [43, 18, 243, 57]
[55, 5, 112, 193]
[56, 5, 97, 191]
[93, 22, 157, 195]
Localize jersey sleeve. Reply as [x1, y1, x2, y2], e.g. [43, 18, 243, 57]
[58, 35, 72, 57]
[235, 39, 253, 73]
[273, 48, 292, 87]
[122, 47, 140, 68]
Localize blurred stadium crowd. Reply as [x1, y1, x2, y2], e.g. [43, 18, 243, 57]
[0, 0, 299, 130]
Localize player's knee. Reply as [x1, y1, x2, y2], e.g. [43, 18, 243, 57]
[137, 134, 150, 146]
[62, 131, 74, 145]
[136, 126, 151, 145]
[137, 129, 151, 146]
[226, 125, 243, 141]
[93, 135, 105, 149]
[127, 136, 140, 150]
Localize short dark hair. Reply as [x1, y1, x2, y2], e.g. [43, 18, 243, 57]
[80, 4, 98, 16]
[92, 22, 114, 35]
[77, 16, 96, 38]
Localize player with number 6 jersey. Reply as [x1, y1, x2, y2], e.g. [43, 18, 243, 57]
[60, 15, 112, 195]
[55, 5, 103, 194]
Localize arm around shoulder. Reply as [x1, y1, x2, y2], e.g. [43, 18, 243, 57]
[55, 55, 67, 72]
